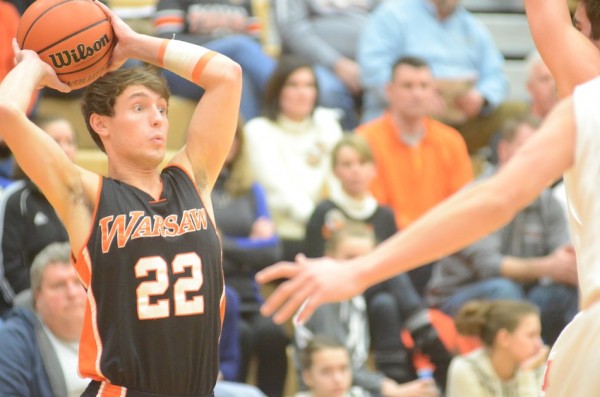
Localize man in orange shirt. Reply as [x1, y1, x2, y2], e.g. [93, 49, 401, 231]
[0, 1, 19, 82]
[357, 56, 473, 231]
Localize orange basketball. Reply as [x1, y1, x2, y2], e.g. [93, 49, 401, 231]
[17, 0, 115, 89]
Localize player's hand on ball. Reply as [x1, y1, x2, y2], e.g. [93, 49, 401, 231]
[11, 39, 70, 93]
[93, 0, 138, 72]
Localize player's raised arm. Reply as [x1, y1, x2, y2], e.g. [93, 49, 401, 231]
[525, 0, 600, 97]
[0, 46, 98, 255]
[172, 47, 242, 190]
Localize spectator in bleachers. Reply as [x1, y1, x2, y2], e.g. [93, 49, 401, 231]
[153, 0, 275, 122]
[212, 119, 288, 397]
[357, 56, 472, 230]
[0, 0, 33, 188]
[0, 0, 19, 82]
[295, 335, 369, 397]
[488, 50, 557, 166]
[356, 56, 472, 292]
[426, 115, 578, 345]
[358, 0, 524, 154]
[0, 242, 89, 397]
[4, 0, 32, 15]
[525, 51, 558, 120]
[305, 134, 452, 389]
[245, 56, 343, 261]
[447, 300, 548, 397]
[295, 221, 440, 397]
[273, 0, 383, 130]
[0, 116, 76, 318]
[522, 51, 568, 213]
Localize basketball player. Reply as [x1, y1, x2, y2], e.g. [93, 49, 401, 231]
[256, 46, 600, 397]
[0, 4, 241, 397]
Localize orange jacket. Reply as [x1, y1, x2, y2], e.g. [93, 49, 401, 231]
[0, 1, 19, 81]
[357, 113, 473, 229]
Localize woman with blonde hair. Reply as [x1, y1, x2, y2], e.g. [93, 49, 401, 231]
[447, 300, 549, 397]
[245, 56, 343, 262]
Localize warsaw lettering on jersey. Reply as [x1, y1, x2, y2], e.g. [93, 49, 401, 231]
[48, 33, 110, 69]
[99, 209, 209, 253]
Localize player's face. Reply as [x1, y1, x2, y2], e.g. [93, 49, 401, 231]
[386, 65, 435, 122]
[527, 61, 557, 118]
[333, 145, 376, 198]
[503, 313, 544, 365]
[303, 348, 353, 397]
[35, 262, 86, 341]
[44, 119, 77, 162]
[107, 85, 169, 165]
[574, 3, 600, 50]
[279, 67, 318, 122]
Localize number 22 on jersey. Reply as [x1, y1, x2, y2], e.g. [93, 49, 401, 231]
[135, 252, 205, 320]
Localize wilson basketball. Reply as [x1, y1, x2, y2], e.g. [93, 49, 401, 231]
[17, 0, 115, 89]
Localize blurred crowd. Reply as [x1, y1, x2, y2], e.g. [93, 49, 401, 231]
[0, 0, 578, 396]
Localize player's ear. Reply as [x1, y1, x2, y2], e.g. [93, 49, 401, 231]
[89, 113, 109, 136]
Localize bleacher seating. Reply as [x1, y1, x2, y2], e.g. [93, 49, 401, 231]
[463, 0, 524, 13]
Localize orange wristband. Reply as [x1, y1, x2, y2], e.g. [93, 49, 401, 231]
[158, 39, 169, 68]
[191, 51, 218, 82]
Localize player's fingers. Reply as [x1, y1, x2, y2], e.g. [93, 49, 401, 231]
[271, 278, 316, 324]
[259, 269, 308, 319]
[11, 38, 20, 54]
[294, 294, 322, 325]
[255, 262, 298, 285]
[52, 80, 72, 93]
[12, 38, 23, 65]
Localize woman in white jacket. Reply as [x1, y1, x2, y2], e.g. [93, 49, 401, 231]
[244, 56, 343, 261]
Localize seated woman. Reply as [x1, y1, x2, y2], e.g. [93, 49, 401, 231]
[245, 56, 343, 262]
[447, 300, 549, 397]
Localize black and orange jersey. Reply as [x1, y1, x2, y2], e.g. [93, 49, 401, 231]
[74, 165, 224, 396]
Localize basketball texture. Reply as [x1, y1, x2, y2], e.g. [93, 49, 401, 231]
[17, 0, 115, 89]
